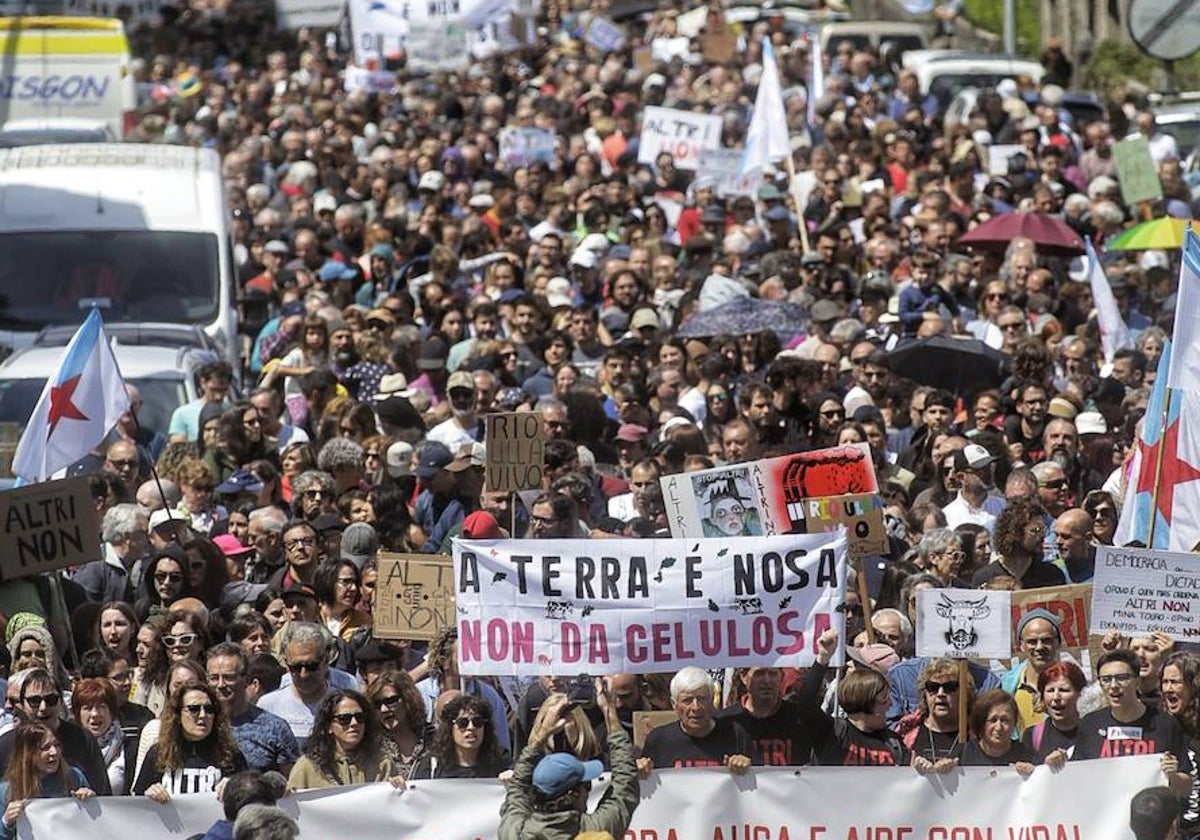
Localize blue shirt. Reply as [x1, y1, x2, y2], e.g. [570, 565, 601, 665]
[887, 657, 1000, 725]
[231, 704, 301, 773]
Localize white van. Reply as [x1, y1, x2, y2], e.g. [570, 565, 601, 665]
[0, 143, 239, 375]
[0, 17, 137, 140]
[902, 50, 1045, 107]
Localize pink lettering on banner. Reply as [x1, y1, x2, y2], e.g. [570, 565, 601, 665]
[459, 619, 535, 664]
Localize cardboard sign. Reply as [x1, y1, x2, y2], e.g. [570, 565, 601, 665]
[701, 24, 737, 64]
[453, 532, 847, 675]
[484, 412, 545, 492]
[916, 588, 1012, 660]
[633, 710, 679, 749]
[800, 494, 889, 560]
[1010, 582, 1092, 654]
[1113, 136, 1163, 206]
[637, 106, 723, 171]
[498, 128, 558, 169]
[661, 445, 879, 540]
[1092, 546, 1200, 641]
[0, 477, 99, 580]
[373, 553, 455, 641]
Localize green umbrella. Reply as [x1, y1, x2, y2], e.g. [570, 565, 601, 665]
[1106, 217, 1191, 251]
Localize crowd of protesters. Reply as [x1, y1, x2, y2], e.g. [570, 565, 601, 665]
[2, 0, 1200, 835]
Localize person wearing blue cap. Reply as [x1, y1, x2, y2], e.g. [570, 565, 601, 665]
[499, 685, 639, 840]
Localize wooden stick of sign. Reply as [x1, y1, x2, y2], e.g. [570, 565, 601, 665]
[957, 659, 969, 743]
[853, 556, 875, 644]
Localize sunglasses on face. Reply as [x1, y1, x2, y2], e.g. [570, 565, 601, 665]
[163, 634, 198, 649]
[289, 660, 323, 675]
[924, 680, 959, 695]
[23, 692, 61, 708]
[155, 571, 183, 584]
[374, 695, 401, 709]
[184, 703, 217, 717]
[333, 712, 365, 726]
[454, 716, 486, 730]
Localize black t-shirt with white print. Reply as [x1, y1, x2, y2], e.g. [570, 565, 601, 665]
[641, 717, 758, 770]
[1072, 707, 1192, 768]
[133, 742, 248, 796]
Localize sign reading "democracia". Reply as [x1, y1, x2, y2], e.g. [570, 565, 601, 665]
[451, 532, 846, 675]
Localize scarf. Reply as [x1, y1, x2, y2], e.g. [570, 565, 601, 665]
[96, 719, 124, 766]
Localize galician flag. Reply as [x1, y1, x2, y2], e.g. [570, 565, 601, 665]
[739, 37, 790, 176]
[1085, 239, 1134, 363]
[11, 309, 129, 483]
[1117, 226, 1200, 551]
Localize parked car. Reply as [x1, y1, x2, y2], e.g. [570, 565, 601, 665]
[902, 50, 1045, 108]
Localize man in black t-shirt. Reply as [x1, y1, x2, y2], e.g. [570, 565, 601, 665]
[639, 667, 757, 774]
[717, 667, 813, 766]
[1073, 650, 1192, 797]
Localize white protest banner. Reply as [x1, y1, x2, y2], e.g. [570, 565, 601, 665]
[23, 756, 1162, 840]
[498, 127, 558, 168]
[916, 588, 1012, 659]
[344, 65, 398, 94]
[1092, 545, 1200, 640]
[275, 0, 343, 29]
[347, 0, 409, 64]
[452, 533, 847, 676]
[698, 147, 758, 198]
[638, 106, 722, 171]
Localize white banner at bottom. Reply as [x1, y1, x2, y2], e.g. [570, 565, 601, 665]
[22, 756, 1163, 840]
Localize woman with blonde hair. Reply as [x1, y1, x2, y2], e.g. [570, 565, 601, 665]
[528, 694, 603, 761]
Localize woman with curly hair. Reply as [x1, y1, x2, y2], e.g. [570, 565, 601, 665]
[1162, 651, 1200, 838]
[408, 694, 510, 779]
[898, 657, 976, 766]
[0, 723, 96, 839]
[176, 458, 226, 537]
[132, 680, 245, 801]
[366, 673, 429, 774]
[287, 689, 405, 790]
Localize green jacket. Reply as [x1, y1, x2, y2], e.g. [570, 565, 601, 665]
[498, 727, 640, 840]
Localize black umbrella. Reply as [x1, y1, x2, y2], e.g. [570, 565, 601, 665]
[884, 335, 1010, 396]
[675, 297, 811, 340]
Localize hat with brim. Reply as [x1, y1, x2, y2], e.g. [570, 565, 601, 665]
[846, 643, 900, 675]
[532, 752, 605, 797]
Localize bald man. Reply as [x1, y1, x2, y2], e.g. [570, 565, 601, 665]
[1054, 508, 1095, 582]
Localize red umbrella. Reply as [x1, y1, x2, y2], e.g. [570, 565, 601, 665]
[956, 212, 1086, 257]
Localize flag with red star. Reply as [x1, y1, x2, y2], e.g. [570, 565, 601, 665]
[1117, 228, 1200, 551]
[11, 309, 130, 483]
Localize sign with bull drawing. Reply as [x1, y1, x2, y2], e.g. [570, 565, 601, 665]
[915, 588, 1012, 660]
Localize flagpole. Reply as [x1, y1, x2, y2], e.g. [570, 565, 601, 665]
[784, 152, 812, 255]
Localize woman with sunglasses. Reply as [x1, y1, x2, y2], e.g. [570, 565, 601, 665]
[808, 393, 846, 450]
[160, 610, 209, 666]
[133, 680, 245, 801]
[135, 546, 195, 622]
[365, 673, 429, 776]
[132, 659, 209, 777]
[313, 560, 371, 643]
[897, 658, 975, 767]
[409, 694, 510, 780]
[1083, 490, 1119, 546]
[287, 689, 405, 790]
[0, 723, 96, 840]
[204, 401, 271, 486]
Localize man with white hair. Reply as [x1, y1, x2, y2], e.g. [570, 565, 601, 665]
[73, 503, 149, 603]
[637, 667, 756, 774]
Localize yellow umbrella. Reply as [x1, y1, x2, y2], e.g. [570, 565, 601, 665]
[1106, 217, 1191, 251]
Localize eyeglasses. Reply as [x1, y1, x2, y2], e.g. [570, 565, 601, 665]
[374, 695, 402, 709]
[22, 692, 61, 708]
[303, 489, 330, 499]
[289, 660, 323, 675]
[184, 703, 217, 717]
[712, 505, 745, 520]
[454, 716, 486, 730]
[999, 322, 1025, 331]
[1092, 507, 1117, 518]
[498, 351, 518, 360]
[924, 680, 959, 695]
[984, 293, 1007, 300]
[821, 409, 845, 419]
[336, 577, 358, 588]
[333, 712, 365, 726]
[284, 537, 317, 550]
[108, 458, 138, 468]
[1098, 673, 1135, 686]
[243, 417, 262, 427]
[162, 633, 198, 649]
[155, 571, 184, 584]
[1039, 479, 1068, 490]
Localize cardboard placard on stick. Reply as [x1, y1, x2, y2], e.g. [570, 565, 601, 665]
[802, 494, 889, 560]
[0, 478, 99, 581]
[485, 412, 545, 492]
[1113, 136, 1163, 206]
[633, 710, 679, 749]
[373, 553, 455, 641]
